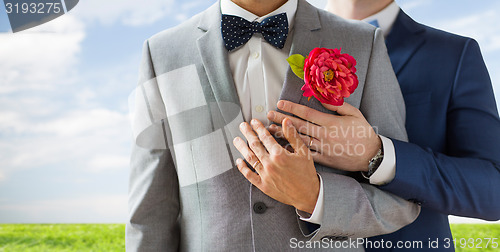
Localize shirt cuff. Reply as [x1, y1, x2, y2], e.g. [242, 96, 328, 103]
[369, 135, 396, 185]
[296, 174, 324, 225]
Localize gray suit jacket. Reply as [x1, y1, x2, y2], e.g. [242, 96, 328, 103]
[127, 1, 420, 251]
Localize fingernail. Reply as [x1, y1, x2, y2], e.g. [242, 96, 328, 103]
[251, 119, 258, 125]
[277, 100, 284, 110]
[284, 119, 293, 128]
[236, 158, 242, 165]
[240, 122, 246, 129]
[267, 111, 275, 120]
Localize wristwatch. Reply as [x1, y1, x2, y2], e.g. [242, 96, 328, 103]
[362, 147, 384, 180]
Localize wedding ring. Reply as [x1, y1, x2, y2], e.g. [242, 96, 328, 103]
[308, 136, 314, 148]
[252, 160, 261, 168]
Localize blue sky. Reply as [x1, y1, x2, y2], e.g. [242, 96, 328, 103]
[0, 0, 499, 223]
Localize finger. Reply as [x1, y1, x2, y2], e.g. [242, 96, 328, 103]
[268, 124, 294, 152]
[304, 135, 321, 152]
[236, 158, 261, 186]
[310, 152, 334, 168]
[277, 100, 334, 125]
[233, 137, 263, 172]
[282, 118, 308, 154]
[239, 122, 269, 161]
[269, 124, 320, 152]
[251, 119, 282, 154]
[268, 110, 326, 139]
[321, 102, 362, 117]
[268, 124, 283, 138]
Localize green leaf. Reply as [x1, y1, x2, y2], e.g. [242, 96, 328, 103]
[287, 54, 306, 80]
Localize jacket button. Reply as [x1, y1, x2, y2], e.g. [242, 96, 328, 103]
[253, 202, 267, 214]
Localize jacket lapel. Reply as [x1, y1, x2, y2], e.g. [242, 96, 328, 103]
[386, 10, 426, 75]
[279, 0, 326, 112]
[197, 2, 241, 125]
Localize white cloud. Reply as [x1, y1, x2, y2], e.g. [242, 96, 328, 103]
[397, 0, 432, 12]
[449, 215, 500, 224]
[73, 0, 176, 26]
[0, 13, 92, 181]
[307, 0, 327, 9]
[88, 155, 130, 173]
[0, 11, 135, 180]
[36, 109, 128, 136]
[175, 13, 189, 22]
[437, 10, 500, 52]
[0, 14, 85, 94]
[0, 0, 184, 223]
[0, 102, 128, 138]
[76, 88, 97, 105]
[0, 108, 131, 174]
[0, 194, 127, 223]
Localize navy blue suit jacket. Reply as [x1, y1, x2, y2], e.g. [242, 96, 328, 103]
[366, 10, 500, 251]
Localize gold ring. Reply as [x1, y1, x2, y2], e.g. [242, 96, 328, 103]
[252, 160, 261, 168]
[308, 137, 314, 148]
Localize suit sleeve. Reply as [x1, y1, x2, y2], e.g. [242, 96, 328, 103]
[380, 39, 500, 220]
[300, 28, 420, 240]
[126, 40, 181, 251]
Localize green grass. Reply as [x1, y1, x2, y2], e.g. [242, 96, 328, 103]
[450, 224, 500, 251]
[0, 224, 124, 252]
[0, 224, 498, 251]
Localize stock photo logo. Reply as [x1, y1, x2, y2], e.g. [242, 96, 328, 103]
[1, 0, 79, 32]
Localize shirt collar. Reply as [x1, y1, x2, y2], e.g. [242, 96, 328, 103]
[362, 1, 400, 37]
[220, 0, 297, 30]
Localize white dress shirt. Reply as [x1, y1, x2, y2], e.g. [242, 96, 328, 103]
[362, 1, 400, 37]
[222, 0, 297, 126]
[221, 0, 325, 224]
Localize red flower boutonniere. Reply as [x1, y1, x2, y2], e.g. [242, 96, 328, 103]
[287, 48, 359, 106]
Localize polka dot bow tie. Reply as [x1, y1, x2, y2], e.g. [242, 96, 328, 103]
[221, 13, 289, 51]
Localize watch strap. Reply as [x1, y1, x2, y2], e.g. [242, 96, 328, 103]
[362, 147, 384, 179]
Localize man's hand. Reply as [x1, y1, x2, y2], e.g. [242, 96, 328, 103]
[233, 118, 320, 214]
[267, 100, 381, 172]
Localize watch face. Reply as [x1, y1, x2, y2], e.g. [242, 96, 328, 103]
[367, 149, 384, 177]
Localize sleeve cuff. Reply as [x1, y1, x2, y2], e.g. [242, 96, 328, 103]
[369, 135, 396, 185]
[296, 174, 324, 225]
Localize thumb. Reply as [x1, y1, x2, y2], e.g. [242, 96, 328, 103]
[321, 102, 360, 117]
